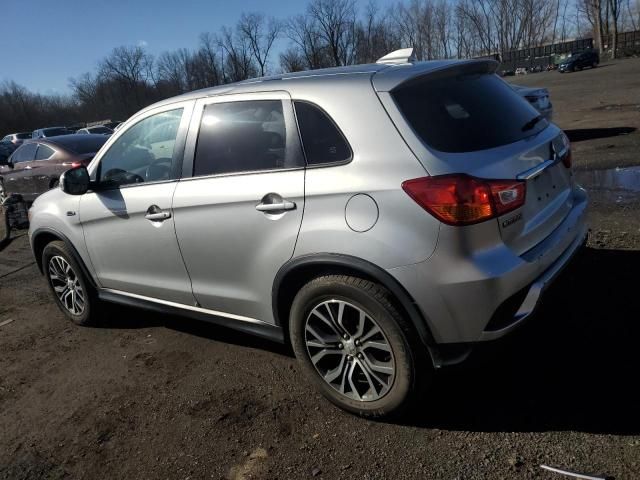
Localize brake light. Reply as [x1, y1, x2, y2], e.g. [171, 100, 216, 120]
[71, 161, 83, 168]
[402, 174, 526, 226]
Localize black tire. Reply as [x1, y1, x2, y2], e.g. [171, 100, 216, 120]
[42, 240, 98, 326]
[289, 275, 432, 418]
[592, 62, 598, 68]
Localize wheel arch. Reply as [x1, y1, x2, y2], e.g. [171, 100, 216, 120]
[272, 253, 437, 350]
[31, 227, 97, 288]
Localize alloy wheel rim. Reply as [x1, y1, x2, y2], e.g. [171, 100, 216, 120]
[304, 299, 395, 402]
[48, 256, 85, 315]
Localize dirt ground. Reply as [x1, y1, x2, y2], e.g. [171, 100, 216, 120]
[1, 59, 640, 480]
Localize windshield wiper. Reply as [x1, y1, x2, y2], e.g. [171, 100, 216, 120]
[521, 114, 544, 132]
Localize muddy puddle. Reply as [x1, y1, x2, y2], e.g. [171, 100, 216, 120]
[575, 166, 640, 204]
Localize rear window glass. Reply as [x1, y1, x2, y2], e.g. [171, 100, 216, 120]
[17, 133, 31, 139]
[43, 128, 71, 137]
[51, 136, 108, 154]
[392, 73, 548, 153]
[89, 126, 113, 134]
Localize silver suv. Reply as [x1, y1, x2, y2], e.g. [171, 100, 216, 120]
[28, 50, 588, 418]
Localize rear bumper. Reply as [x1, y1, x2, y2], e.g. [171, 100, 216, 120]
[478, 217, 586, 340]
[387, 187, 588, 345]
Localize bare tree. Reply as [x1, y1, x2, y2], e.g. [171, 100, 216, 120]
[238, 12, 281, 76]
[285, 14, 331, 69]
[308, 0, 358, 66]
[354, 1, 400, 63]
[608, 0, 624, 57]
[219, 25, 257, 82]
[580, 0, 605, 53]
[191, 32, 224, 88]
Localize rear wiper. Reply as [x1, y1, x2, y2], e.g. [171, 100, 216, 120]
[521, 114, 544, 132]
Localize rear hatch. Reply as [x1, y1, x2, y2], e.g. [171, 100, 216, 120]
[373, 61, 574, 255]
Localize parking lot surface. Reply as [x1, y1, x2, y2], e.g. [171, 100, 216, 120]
[1, 59, 640, 479]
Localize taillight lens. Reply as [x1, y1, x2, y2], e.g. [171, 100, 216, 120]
[402, 174, 526, 226]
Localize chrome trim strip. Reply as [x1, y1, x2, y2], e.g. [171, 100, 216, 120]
[101, 288, 267, 325]
[516, 159, 555, 180]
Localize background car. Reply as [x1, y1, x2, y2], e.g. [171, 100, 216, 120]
[76, 126, 113, 135]
[511, 84, 553, 120]
[1, 132, 32, 146]
[0, 134, 108, 202]
[32, 127, 73, 139]
[0, 141, 18, 168]
[559, 50, 599, 72]
[102, 121, 123, 130]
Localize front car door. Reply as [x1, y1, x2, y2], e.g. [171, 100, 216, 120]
[172, 92, 306, 323]
[2, 143, 37, 198]
[80, 101, 197, 304]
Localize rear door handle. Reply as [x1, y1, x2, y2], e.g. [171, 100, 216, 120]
[255, 200, 296, 212]
[145, 205, 171, 222]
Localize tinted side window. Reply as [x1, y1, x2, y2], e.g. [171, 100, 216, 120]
[194, 100, 302, 177]
[294, 102, 351, 165]
[35, 144, 55, 160]
[12, 143, 37, 163]
[98, 108, 183, 187]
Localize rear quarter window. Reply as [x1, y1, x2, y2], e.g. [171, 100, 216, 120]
[294, 101, 351, 165]
[392, 73, 547, 153]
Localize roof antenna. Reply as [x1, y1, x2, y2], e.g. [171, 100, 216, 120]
[376, 47, 416, 65]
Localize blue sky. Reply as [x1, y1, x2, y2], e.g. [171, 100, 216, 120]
[3, 0, 393, 95]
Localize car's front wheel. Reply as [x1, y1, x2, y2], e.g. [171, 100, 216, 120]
[290, 275, 431, 418]
[42, 241, 98, 326]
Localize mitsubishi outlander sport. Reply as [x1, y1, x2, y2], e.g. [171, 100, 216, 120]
[28, 49, 587, 418]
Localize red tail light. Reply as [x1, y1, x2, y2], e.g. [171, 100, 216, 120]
[71, 161, 83, 168]
[402, 174, 526, 226]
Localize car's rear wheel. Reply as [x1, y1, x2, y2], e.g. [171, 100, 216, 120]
[42, 241, 98, 326]
[289, 275, 431, 418]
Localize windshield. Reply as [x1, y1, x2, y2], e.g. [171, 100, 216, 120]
[392, 73, 548, 153]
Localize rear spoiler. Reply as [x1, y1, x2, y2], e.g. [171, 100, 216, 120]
[372, 59, 499, 93]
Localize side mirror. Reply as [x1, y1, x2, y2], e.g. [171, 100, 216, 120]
[60, 166, 90, 195]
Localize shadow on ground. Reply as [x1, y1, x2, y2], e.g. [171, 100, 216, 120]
[91, 246, 639, 435]
[99, 303, 291, 357]
[565, 127, 636, 142]
[416, 246, 640, 435]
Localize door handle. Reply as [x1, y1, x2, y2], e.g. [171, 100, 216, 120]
[145, 205, 171, 221]
[255, 200, 296, 212]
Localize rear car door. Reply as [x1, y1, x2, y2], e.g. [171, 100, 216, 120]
[3, 143, 37, 198]
[172, 92, 306, 323]
[31, 144, 58, 194]
[80, 101, 197, 304]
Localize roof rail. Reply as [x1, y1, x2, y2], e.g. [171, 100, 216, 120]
[376, 47, 416, 65]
